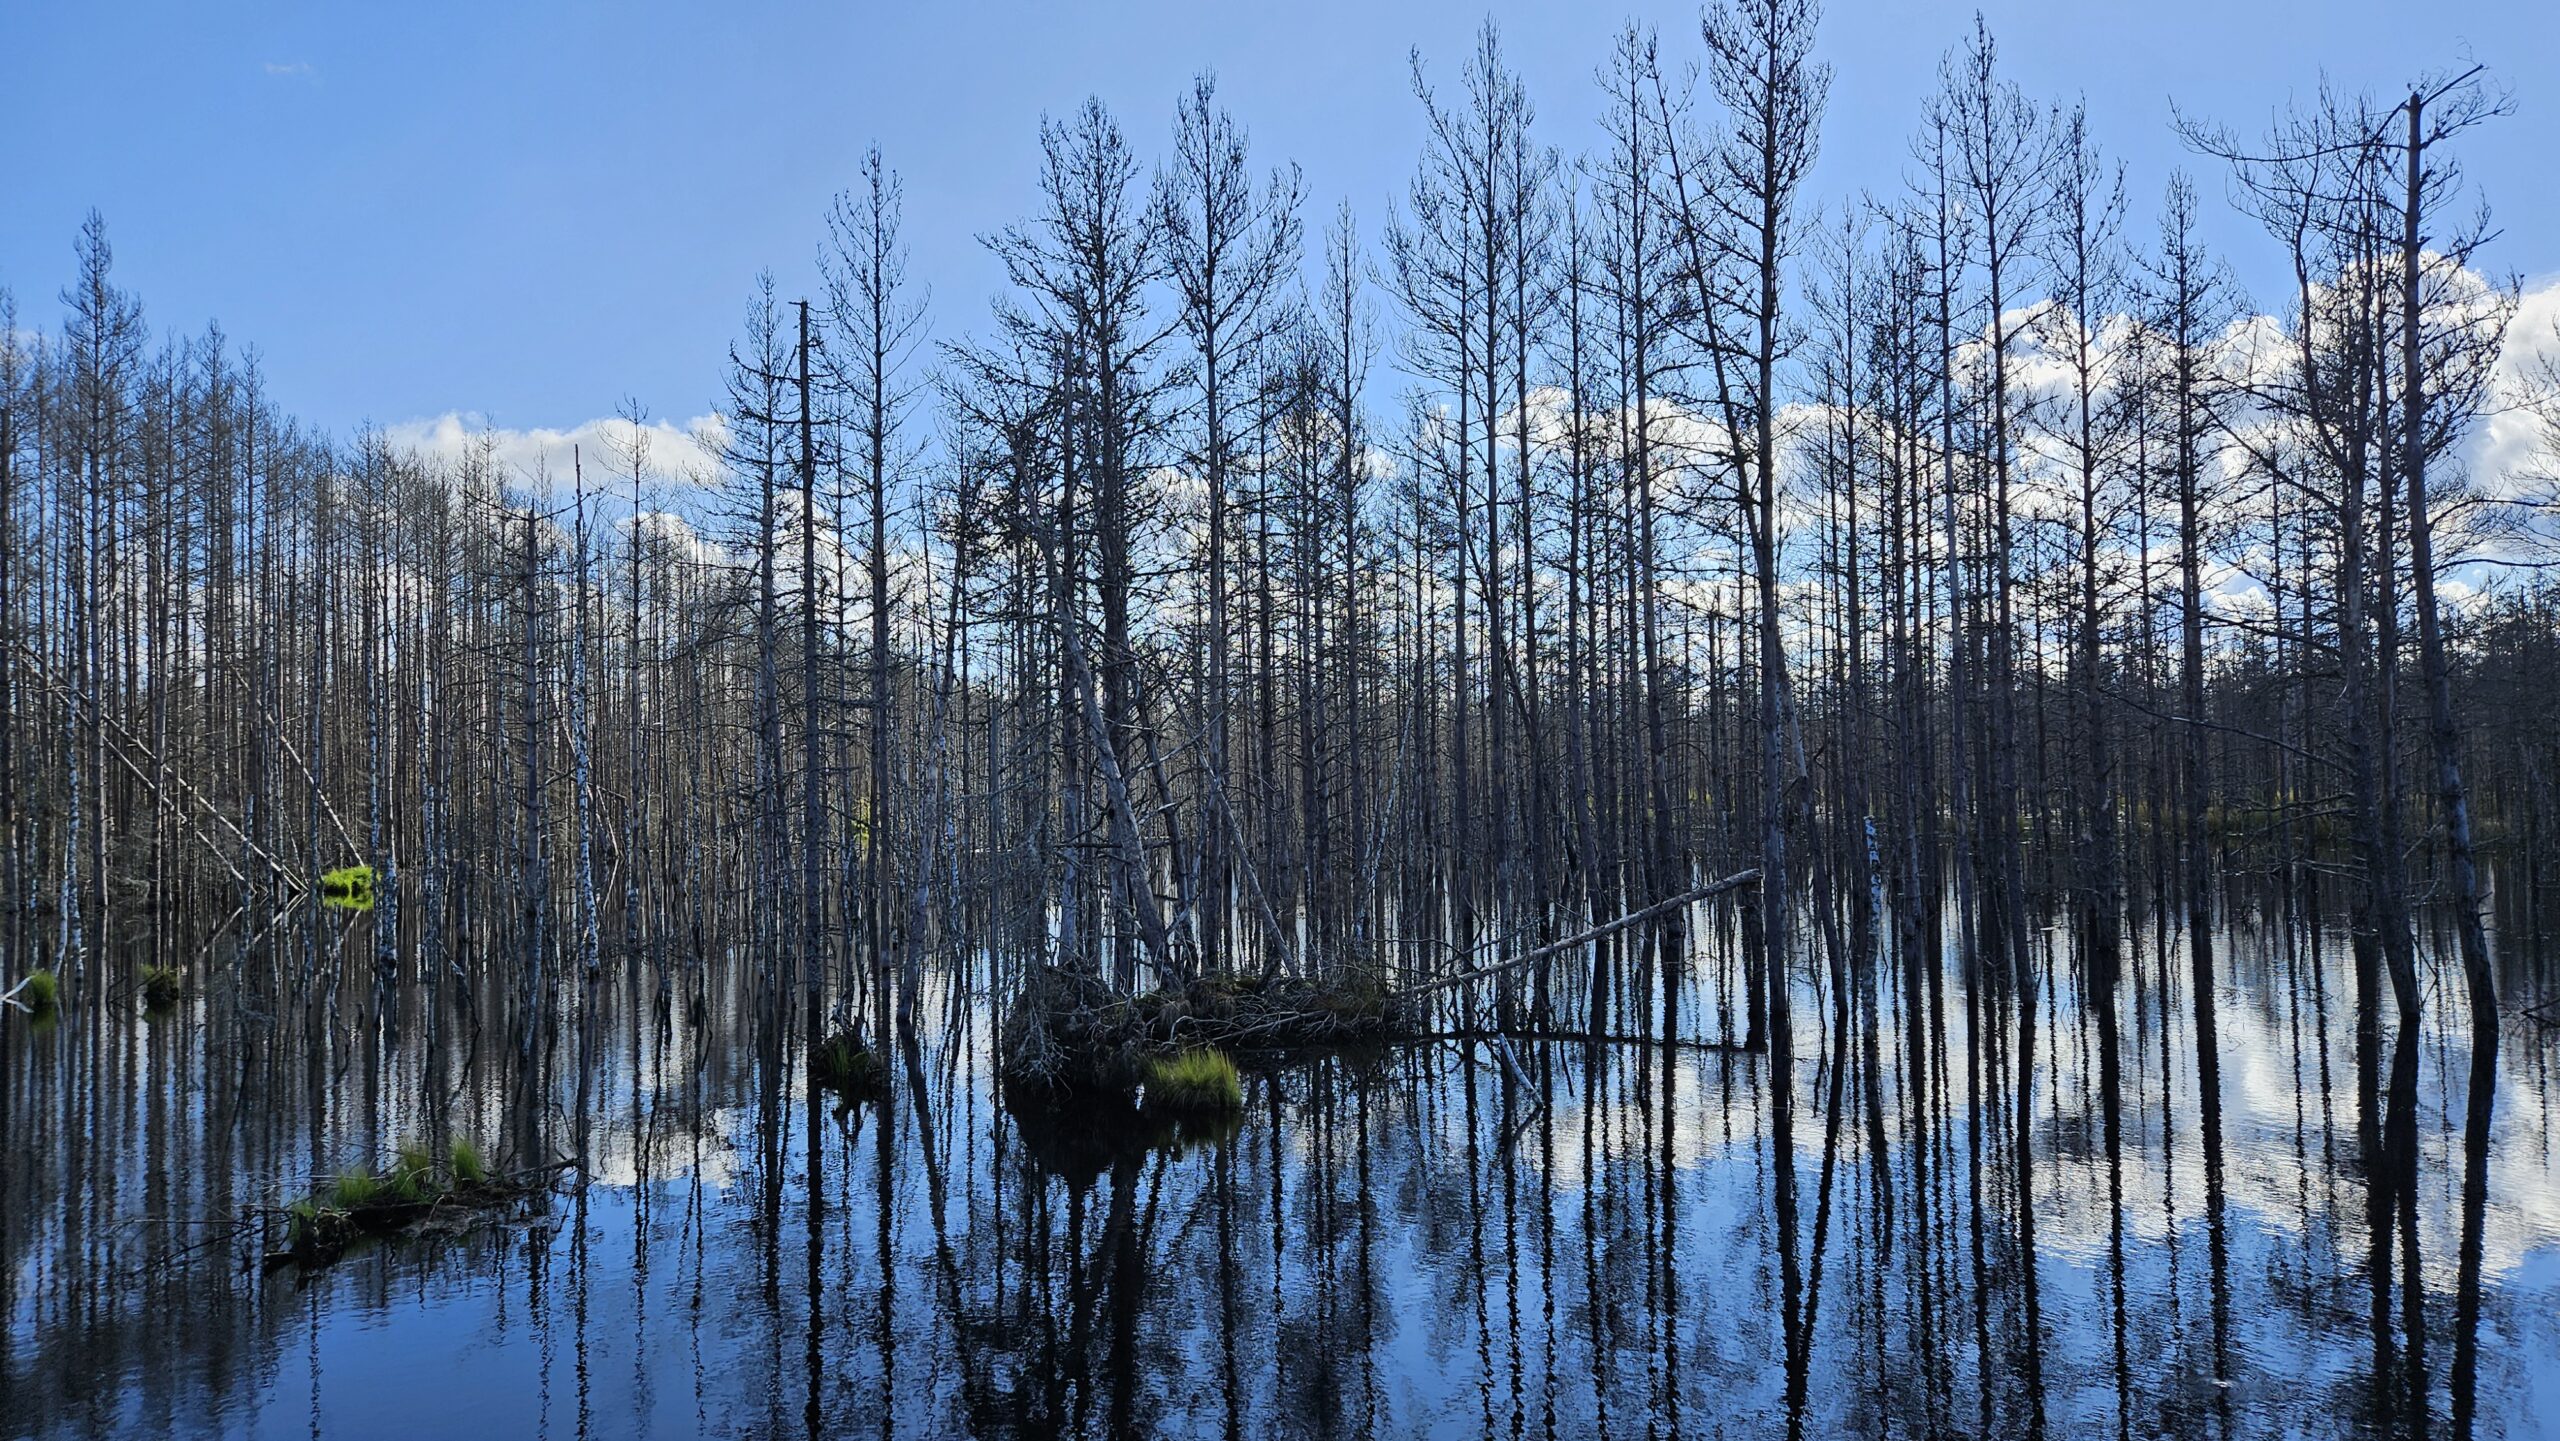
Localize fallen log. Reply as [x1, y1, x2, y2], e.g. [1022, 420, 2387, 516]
[1393, 869, 1761, 1001]
[1436, 1024, 1759, 1055]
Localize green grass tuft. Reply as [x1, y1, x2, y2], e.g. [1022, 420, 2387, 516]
[389, 1142, 438, 1202]
[141, 964, 181, 1012]
[279, 1134, 508, 1266]
[1145, 1048, 1243, 1115]
[18, 969, 59, 1012]
[327, 1169, 383, 1210]
[319, 863, 377, 912]
[811, 1031, 884, 1097]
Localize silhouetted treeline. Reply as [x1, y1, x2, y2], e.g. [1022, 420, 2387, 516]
[4, 14, 2559, 1403]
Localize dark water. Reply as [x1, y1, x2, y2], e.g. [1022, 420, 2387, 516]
[4, 905, 2557, 1439]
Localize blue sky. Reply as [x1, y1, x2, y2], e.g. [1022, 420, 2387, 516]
[4, 0, 2555, 440]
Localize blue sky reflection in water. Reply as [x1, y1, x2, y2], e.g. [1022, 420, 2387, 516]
[4, 906, 2557, 1438]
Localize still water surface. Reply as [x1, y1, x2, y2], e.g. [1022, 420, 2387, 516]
[3, 903, 2557, 1439]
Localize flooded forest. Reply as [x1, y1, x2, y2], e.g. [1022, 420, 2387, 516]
[5, 6, 2560, 1438]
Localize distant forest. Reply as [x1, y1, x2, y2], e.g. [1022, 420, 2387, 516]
[3, 10, 2557, 1145]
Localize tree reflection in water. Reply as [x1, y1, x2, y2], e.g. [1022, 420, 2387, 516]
[0, 900, 2552, 1440]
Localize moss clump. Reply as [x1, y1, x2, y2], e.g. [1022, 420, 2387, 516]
[810, 1030, 887, 1100]
[448, 1138, 489, 1187]
[1145, 1048, 1243, 1115]
[16, 969, 59, 1013]
[141, 964, 182, 1013]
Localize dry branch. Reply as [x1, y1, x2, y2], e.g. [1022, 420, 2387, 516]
[1395, 869, 1761, 1000]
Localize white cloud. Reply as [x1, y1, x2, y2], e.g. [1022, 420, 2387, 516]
[261, 60, 314, 79]
[2474, 274, 2560, 499]
[380, 410, 729, 501]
